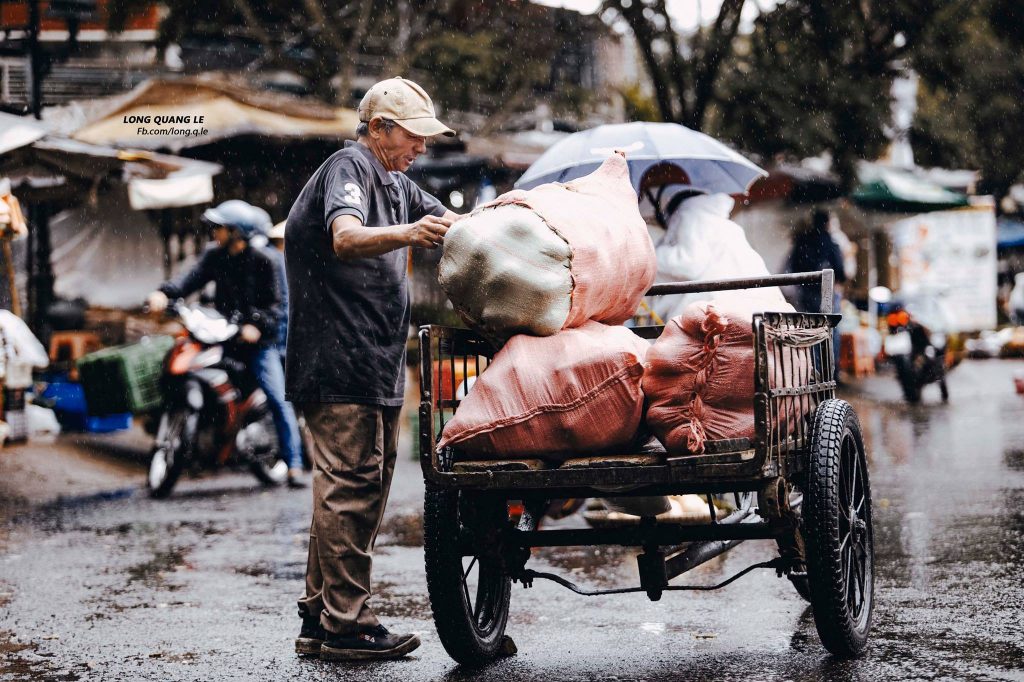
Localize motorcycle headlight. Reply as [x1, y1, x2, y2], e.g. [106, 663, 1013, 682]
[930, 333, 947, 349]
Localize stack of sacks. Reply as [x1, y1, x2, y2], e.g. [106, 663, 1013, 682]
[644, 296, 798, 455]
[436, 322, 650, 460]
[439, 154, 656, 343]
[436, 155, 656, 459]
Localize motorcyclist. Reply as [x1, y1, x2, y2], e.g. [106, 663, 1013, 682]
[146, 199, 306, 488]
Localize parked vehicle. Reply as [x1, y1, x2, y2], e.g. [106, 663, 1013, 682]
[419, 270, 875, 665]
[147, 302, 287, 497]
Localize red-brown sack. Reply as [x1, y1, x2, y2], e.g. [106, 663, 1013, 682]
[644, 297, 795, 455]
[437, 321, 650, 460]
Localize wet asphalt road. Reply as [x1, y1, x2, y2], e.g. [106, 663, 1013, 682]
[2, 359, 1024, 681]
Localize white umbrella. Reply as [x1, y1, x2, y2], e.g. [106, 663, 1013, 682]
[515, 121, 766, 196]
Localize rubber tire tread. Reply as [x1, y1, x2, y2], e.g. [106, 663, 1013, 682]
[804, 398, 874, 657]
[247, 411, 285, 486]
[148, 411, 190, 499]
[894, 358, 921, 403]
[423, 484, 510, 666]
[148, 448, 184, 498]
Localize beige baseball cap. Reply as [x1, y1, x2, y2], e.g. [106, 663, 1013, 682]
[358, 77, 456, 138]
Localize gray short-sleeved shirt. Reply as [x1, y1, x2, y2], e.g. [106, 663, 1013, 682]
[284, 141, 445, 405]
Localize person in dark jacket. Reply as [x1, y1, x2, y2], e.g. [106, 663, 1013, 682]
[146, 199, 305, 487]
[786, 208, 848, 377]
[786, 208, 847, 312]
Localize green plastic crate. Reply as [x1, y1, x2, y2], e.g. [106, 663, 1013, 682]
[77, 336, 175, 415]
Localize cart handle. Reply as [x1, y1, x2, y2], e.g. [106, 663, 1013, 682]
[646, 270, 835, 314]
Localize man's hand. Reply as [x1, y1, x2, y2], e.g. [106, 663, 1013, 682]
[406, 214, 454, 249]
[240, 324, 262, 344]
[146, 291, 169, 313]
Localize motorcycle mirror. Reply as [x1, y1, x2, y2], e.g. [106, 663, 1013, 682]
[869, 286, 893, 304]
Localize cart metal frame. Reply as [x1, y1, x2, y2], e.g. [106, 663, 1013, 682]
[418, 270, 874, 663]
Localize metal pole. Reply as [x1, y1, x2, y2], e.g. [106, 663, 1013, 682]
[27, 0, 43, 119]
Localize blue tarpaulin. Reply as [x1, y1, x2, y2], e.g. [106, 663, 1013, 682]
[997, 218, 1024, 249]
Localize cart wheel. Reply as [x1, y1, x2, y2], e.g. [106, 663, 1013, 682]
[804, 399, 874, 657]
[424, 485, 513, 666]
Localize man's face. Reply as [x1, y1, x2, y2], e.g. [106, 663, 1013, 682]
[373, 121, 428, 172]
[210, 224, 232, 246]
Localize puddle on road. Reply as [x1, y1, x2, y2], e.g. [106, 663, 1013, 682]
[0, 630, 80, 682]
[125, 546, 190, 586]
[377, 512, 424, 547]
[372, 579, 431, 620]
[1004, 448, 1024, 471]
[234, 561, 304, 582]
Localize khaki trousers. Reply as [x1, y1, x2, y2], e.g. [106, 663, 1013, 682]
[297, 402, 401, 635]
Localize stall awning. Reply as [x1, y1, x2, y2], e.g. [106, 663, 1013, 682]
[0, 113, 48, 155]
[47, 75, 359, 151]
[3, 129, 221, 209]
[853, 164, 969, 212]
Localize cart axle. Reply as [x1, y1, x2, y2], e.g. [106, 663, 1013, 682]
[514, 557, 790, 599]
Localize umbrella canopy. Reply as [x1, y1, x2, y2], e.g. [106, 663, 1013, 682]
[515, 121, 766, 195]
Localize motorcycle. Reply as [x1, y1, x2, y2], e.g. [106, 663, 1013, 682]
[883, 301, 950, 404]
[147, 302, 288, 497]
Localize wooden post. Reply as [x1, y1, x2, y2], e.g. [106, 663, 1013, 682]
[2, 237, 20, 318]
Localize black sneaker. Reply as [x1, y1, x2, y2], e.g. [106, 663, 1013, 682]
[320, 625, 421, 661]
[295, 613, 327, 656]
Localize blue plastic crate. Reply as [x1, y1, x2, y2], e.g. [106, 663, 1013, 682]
[40, 381, 88, 418]
[84, 413, 132, 433]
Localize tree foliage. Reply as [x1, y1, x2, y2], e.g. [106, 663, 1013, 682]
[106, 0, 594, 124]
[911, 0, 1024, 199]
[712, 1, 950, 187]
[601, 0, 745, 130]
[611, 0, 966, 189]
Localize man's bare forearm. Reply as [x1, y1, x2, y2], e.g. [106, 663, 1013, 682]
[331, 216, 411, 259]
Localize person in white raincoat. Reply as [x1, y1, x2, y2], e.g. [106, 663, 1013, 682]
[649, 187, 784, 323]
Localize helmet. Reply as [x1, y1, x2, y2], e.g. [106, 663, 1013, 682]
[202, 200, 263, 241]
[249, 206, 274, 235]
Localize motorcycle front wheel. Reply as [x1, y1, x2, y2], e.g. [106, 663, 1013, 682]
[239, 409, 288, 486]
[148, 409, 194, 498]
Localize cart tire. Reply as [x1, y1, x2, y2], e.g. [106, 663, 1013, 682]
[424, 485, 512, 666]
[804, 399, 874, 657]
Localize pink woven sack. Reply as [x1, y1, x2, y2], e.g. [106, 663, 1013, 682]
[644, 298, 795, 455]
[438, 154, 656, 341]
[437, 321, 650, 460]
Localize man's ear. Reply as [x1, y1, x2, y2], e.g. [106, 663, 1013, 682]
[368, 118, 382, 139]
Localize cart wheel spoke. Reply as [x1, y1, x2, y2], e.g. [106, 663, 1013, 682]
[463, 556, 478, 581]
[460, 571, 473, 609]
[841, 543, 851, 591]
[839, 529, 852, 554]
[473, 580, 486, 623]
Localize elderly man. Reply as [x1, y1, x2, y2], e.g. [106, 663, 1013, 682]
[285, 77, 458, 662]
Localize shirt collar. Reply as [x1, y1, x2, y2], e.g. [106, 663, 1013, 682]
[346, 140, 395, 186]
